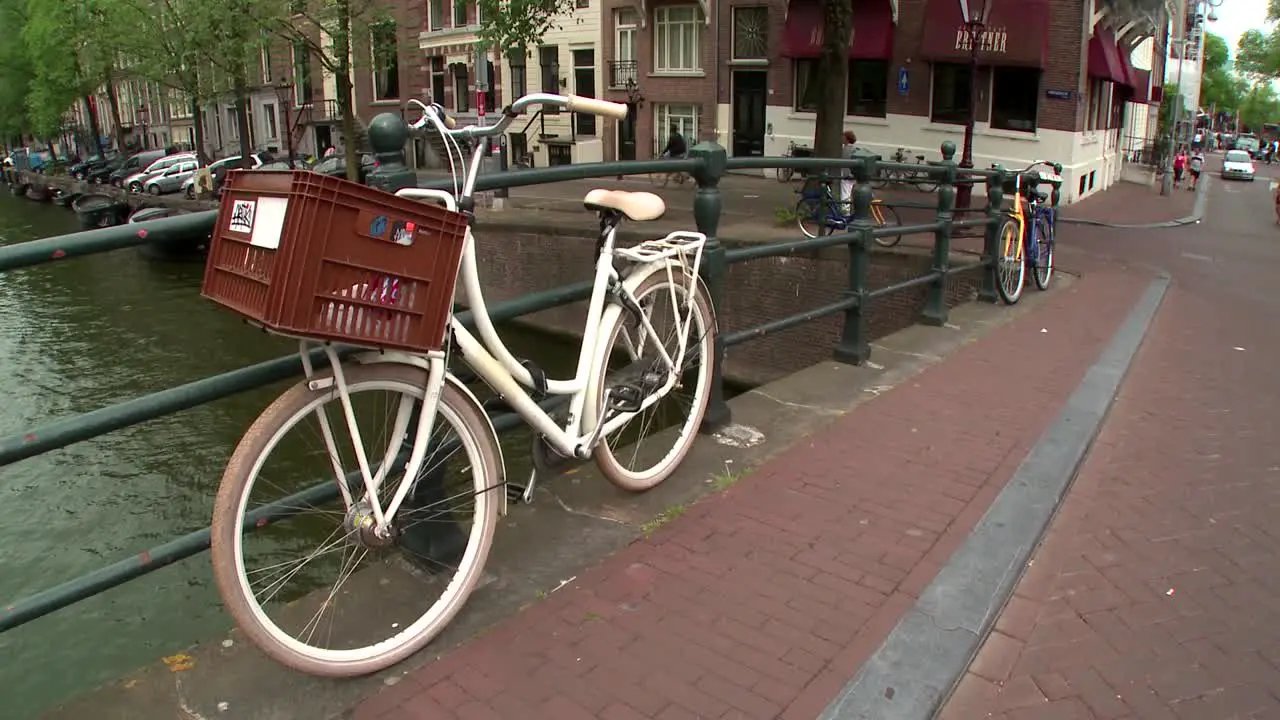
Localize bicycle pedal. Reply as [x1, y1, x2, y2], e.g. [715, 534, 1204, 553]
[609, 383, 644, 414]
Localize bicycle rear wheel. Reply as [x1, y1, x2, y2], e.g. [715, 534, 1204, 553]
[776, 166, 794, 183]
[914, 166, 938, 193]
[1031, 214, 1054, 290]
[796, 196, 833, 239]
[994, 218, 1026, 305]
[589, 270, 716, 492]
[210, 363, 501, 677]
[872, 203, 904, 247]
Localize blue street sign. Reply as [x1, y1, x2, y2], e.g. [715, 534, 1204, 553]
[898, 67, 909, 95]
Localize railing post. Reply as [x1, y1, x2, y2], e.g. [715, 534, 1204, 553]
[689, 140, 731, 432]
[978, 165, 1007, 304]
[833, 154, 875, 365]
[364, 112, 418, 193]
[922, 141, 958, 326]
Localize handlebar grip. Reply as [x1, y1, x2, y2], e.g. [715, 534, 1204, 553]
[442, 114, 457, 129]
[565, 95, 629, 120]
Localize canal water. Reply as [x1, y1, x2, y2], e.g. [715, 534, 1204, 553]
[0, 193, 575, 719]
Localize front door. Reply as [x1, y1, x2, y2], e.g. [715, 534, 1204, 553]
[732, 70, 767, 157]
[618, 103, 637, 161]
[314, 125, 332, 156]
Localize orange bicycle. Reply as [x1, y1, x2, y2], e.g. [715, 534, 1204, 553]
[794, 177, 903, 246]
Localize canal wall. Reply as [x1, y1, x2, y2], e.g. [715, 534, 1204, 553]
[17, 172, 981, 384]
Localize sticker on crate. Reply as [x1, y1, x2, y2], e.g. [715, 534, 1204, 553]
[390, 220, 416, 246]
[249, 197, 290, 251]
[228, 200, 256, 233]
[369, 215, 389, 239]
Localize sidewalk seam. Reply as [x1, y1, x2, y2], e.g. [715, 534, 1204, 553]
[816, 274, 1171, 720]
[1059, 175, 1209, 230]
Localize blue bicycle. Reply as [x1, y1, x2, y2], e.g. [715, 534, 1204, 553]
[794, 177, 904, 247]
[991, 161, 1062, 304]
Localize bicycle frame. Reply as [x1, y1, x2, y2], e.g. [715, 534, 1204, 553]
[1000, 161, 1062, 262]
[803, 180, 889, 230]
[310, 93, 697, 530]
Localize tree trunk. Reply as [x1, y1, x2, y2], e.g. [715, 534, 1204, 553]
[813, 0, 852, 158]
[191, 94, 207, 164]
[83, 94, 106, 157]
[234, 73, 253, 167]
[335, 0, 360, 182]
[104, 75, 128, 153]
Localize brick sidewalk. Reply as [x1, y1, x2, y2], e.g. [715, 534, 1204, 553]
[1062, 179, 1196, 225]
[353, 266, 1151, 720]
[939, 282, 1280, 719]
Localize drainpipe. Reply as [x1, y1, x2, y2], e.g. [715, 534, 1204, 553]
[711, 4, 720, 151]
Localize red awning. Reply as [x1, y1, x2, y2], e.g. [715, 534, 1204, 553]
[781, 0, 894, 61]
[1088, 29, 1127, 84]
[1131, 69, 1153, 103]
[921, 0, 1050, 68]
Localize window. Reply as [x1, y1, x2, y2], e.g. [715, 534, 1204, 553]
[261, 44, 272, 85]
[573, 49, 596, 136]
[576, 0, 589, 6]
[264, 102, 278, 139]
[539, 45, 560, 95]
[930, 63, 971, 125]
[990, 67, 1038, 132]
[509, 55, 527, 102]
[732, 7, 768, 60]
[484, 60, 496, 113]
[655, 103, 699, 153]
[453, 64, 470, 113]
[293, 41, 313, 104]
[371, 21, 400, 101]
[793, 61, 820, 112]
[428, 0, 444, 30]
[431, 56, 446, 104]
[616, 9, 638, 61]
[847, 61, 887, 118]
[453, 0, 468, 28]
[654, 6, 702, 73]
[226, 108, 238, 141]
[1086, 78, 1107, 131]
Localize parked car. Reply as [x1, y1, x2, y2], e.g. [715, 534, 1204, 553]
[312, 153, 379, 184]
[69, 152, 116, 180]
[1220, 149, 1255, 181]
[108, 149, 168, 187]
[143, 159, 202, 195]
[125, 152, 197, 192]
[181, 153, 270, 199]
[1234, 134, 1262, 159]
[86, 156, 126, 184]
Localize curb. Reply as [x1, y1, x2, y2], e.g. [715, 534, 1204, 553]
[817, 274, 1172, 720]
[1059, 175, 1209, 229]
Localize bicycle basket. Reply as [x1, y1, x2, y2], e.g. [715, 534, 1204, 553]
[201, 170, 469, 353]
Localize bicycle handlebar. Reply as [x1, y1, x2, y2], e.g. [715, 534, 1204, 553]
[406, 93, 628, 140]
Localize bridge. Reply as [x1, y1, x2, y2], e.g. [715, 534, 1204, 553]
[4, 116, 1273, 720]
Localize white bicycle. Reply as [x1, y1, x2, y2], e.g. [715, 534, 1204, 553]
[208, 92, 718, 676]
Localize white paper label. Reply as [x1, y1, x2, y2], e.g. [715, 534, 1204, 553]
[249, 197, 290, 250]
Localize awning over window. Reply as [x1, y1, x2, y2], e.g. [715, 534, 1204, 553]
[1088, 29, 1128, 85]
[920, 0, 1050, 68]
[780, 0, 894, 61]
[1131, 69, 1153, 103]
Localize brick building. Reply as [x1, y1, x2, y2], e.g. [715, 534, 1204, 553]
[599, 0, 1166, 202]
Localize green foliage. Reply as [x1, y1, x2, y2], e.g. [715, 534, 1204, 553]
[1236, 28, 1280, 80]
[476, 0, 576, 57]
[0, 0, 32, 139]
[1200, 33, 1242, 112]
[1239, 83, 1280, 130]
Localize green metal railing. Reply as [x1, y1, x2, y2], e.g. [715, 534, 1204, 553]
[0, 132, 1017, 638]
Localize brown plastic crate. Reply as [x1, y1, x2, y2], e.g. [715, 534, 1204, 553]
[201, 170, 468, 353]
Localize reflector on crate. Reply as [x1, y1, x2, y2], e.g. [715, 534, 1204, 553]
[201, 170, 469, 353]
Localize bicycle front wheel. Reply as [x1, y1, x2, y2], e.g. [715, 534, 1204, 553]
[211, 363, 502, 677]
[1032, 214, 1054, 291]
[796, 196, 832, 239]
[994, 218, 1026, 305]
[776, 166, 795, 183]
[913, 167, 938, 193]
[589, 270, 717, 492]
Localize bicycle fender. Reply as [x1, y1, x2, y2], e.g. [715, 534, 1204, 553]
[352, 351, 508, 518]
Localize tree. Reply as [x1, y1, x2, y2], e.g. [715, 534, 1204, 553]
[477, 0, 575, 54]
[0, 0, 33, 145]
[1200, 32, 1241, 113]
[262, 0, 395, 180]
[1238, 82, 1280, 130]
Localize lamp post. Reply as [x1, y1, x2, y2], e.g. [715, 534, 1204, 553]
[955, 0, 986, 212]
[274, 78, 295, 164]
[139, 104, 149, 150]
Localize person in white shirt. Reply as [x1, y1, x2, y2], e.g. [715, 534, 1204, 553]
[1188, 150, 1205, 191]
[840, 130, 857, 214]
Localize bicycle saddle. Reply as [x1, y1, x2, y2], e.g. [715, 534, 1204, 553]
[1032, 190, 1049, 203]
[583, 189, 666, 222]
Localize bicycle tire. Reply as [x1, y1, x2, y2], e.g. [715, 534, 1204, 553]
[1031, 214, 1054, 291]
[914, 166, 938, 193]
[588, 270, 717, 492]
[776, 166, 794, 183]
[871, 169, 892, 190]
[872, 204, 904, 248]
[210, 362, 502, 677]
[796, 196, 831, 239]
[993, 217, 1026, 305]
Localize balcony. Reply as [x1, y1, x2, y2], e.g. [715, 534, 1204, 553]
[609, 60, 638, 89]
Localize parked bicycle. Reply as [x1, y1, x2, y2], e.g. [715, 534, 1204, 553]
[992, 160, 1062, 304]
[775, 141, 814, 183]
[873, 147, 938, 193]
[650, 165, 690, 187]
[793, 176, 904, 247]
[204, 92, 717, 677]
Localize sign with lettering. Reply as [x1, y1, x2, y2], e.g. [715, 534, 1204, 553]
[954, 26, 1009, 54]
[1045, 89, 1074, 101]
[898, 67, 909, 95]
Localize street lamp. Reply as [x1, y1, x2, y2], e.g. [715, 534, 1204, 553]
[274, 78, 295, 164]
[955, 0, 986, 212]
[139, 104, 149, 150]
[1159, 0, 1222, 196]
